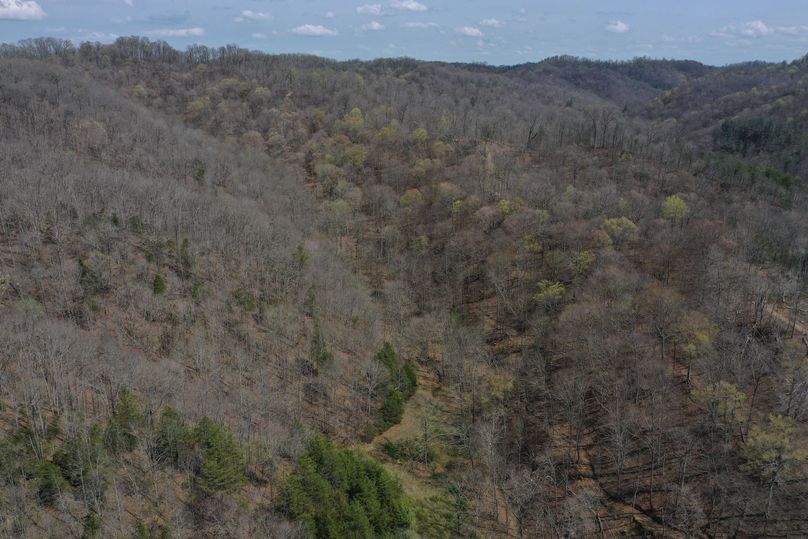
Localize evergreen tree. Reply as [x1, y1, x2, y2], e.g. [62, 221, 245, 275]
[153, 273, 167, 295]
[192, 417, 246, 494]
[374, 343, 417, 427]
[152, 407, 188, 467]
[310, 320, 334, 366]
[81, 511, 101, 539]
[105, 389, 143, 455]
[35, 461, 66, 506]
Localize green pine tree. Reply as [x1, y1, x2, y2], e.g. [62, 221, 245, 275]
[310, 320, 334, 366]
[153, 273, 167, 295]
[192, 417, 246, 494]
[105, 389, 143, 455]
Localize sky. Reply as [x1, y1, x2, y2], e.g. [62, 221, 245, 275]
[1, 0, 807, 66]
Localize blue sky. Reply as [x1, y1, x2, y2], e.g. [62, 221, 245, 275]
[1, 0, 807, 65]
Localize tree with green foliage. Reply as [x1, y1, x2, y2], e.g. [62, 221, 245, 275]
[380, 389, 405, 428]
[310, 320, 334, 366]
[279, 435, 412, 538]
[742, 414, 808, 531]
[53, 425, 112, 508]
[35, 461, 67, 506]
[534, 280, 566, 310]
[153, 273, 167, 295]
[79, 259, 106, 299]
[375, 343, 417, 428]
[132, 83, 147, 101]
[601, 216, 639, 245]
[410, 127, 429, 146]
[571, 251, 596, 277]
[343, 143, 368, 169]
[293, 244, 309, 271]
[191, 417, 246, 495]
[232, 287, 256, 311]
[81, 511, 101, 539]
[133, 521, 172, 539]
[152, 409, 245, 494]
[178, 238, 194, 277]
[692, 380, 746, 430]
[662, 194, 689, 225]
[401, 363, 418, 399]
[105, 389, 143, 455]
[376, 342, 397, 371]
[303, 287, 317, 317]
[341, 107, 365, 139]
[152, 407, 188, 468]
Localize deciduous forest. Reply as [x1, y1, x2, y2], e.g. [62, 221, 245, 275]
[0, 37, 807, 537]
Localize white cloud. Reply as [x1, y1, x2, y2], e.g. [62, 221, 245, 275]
[0, 0, 46, 20]
[739, 20, 773, 37]
[362, 21, 385, 31]
[480, 18, 503, 28]
[235, 10, 272, 23]
[356, 4, 382, 15]
[711, 20, 808, 39]
[325, 11, 335, 19]
[456, 26, 483, 37]
[605, 20, 630, 33]
[291, 24, 338, 36]
[145, 27, 205, 37]
[402, 21, 438, 28]
[123, 0, 133, 6]
[390, 0, 427, 12]
[251, 32, 266, 39]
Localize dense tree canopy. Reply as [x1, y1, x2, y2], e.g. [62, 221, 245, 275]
[0, 37, 806, 537]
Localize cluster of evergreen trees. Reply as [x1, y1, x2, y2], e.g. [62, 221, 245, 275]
[0, 390, 246, 537]
[152, 408, 246, 494]
[278, 435, 412, 538]
[376, 343, 418, 429]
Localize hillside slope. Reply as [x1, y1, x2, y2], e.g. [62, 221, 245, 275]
[1, 39, 807, 538]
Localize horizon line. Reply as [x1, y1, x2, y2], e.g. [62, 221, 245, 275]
[3, 35, 807, 69]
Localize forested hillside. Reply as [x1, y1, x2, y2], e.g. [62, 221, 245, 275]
[1, 37, 807, 538]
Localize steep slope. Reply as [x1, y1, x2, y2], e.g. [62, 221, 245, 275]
[0, 58, 388, 537]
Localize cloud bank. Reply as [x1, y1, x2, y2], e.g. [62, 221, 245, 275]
[712, 20, 808, 39]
